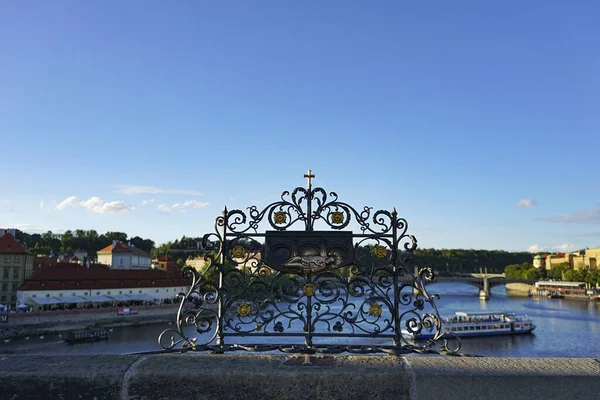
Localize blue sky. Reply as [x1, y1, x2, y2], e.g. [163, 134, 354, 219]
[1, 1, 599, 252]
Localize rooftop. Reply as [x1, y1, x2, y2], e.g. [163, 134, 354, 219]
[19, 262, 190, 291]
[97, 241, 151, 258]
[0, 233, 30, 254]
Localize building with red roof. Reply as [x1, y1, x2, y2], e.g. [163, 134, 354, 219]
[97, 241, 152, 269]
[17, 261, 191, 310]
[0, 232, 34, 308]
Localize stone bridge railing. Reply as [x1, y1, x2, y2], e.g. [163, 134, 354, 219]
[424, 277, 536, 290]
[0, 354, 598, 399]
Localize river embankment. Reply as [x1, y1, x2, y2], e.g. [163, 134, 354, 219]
[0, 304, 179, 339]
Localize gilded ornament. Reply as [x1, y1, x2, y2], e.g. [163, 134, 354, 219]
[231, 246, 246, 258]
[274, 211, 287, 225]
[331, 211, 344, 224]
[371, 245, 387, 259]
[303, 283, 316, 297]
[368, 303, 383, 318]
[237, 303, 251, 317]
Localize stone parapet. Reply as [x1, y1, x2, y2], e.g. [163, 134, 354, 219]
[0, 354, 598, 399]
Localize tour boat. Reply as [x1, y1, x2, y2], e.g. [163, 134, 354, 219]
[403, 311, 536, 340]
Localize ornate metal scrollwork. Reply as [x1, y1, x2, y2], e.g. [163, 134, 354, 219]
[159, 172, 460, 355]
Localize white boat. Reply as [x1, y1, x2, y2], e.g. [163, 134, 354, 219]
[403, 311, 535, 340]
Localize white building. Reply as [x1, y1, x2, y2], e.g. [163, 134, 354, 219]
[17, 262, 190, 310]
[97, 241, 152, 269]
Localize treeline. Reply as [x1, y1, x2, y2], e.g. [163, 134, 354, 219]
[413, 248, 532, 275]
[15, 230, 155, 258]
[13, 228, 536, 275]
[504, 263, 542, 280]
[506, 262, 600, 285]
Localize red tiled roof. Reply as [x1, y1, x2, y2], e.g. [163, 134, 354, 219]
[158, 255, 174, 261]
[98, 242, 131, 253]
[34, 256, 59, 270]
[18, 262, 190, 291]
[0, 233, 30, 254]
[97, 241, 151, 258]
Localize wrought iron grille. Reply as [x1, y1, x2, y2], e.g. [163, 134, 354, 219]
[159, 172, 460, 355]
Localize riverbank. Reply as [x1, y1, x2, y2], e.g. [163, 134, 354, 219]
[0, 305, 179, 339]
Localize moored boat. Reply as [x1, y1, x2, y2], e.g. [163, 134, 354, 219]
[403, 311, 535, 340]
[64, 328, 110, 344]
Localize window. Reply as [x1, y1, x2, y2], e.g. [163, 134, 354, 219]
[457, 327, 463, 331]
[476, 326, 481, 330]
[129, 290, 132, 294]
[4, 256, 9, 263]
[13, 269, 19, 279]
[11, 295, 15, 301]
[119, 291, 122, 295]
[14, 256, 20, 263]
[96, 292, 100, 295]
[0, 295, 4, 302]
[1, 283, 6, 291]
[2, 269, 7, 278]
[450, 327, 456, 331]
[46, 294, 50, 298]
[59, 293, 63, 297]
[156, 289, 159, 293]
[469, 326, 475, 331]
[444, 328, 450, 333]
[72, 292, 76, 296]
[107, 291, 111, 295]
[32, 294, 37, 298]
[139, 290, 142, 294]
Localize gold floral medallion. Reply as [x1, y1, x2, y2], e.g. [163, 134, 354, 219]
[368, 303, 382, 318]
[237, 303, 251, 317]
[303, 283, 316, 297]
[231, 246, 245, 258]
[273, 211, 287, 225]
[331, 211, 344, 224]
[371, 245, 387, 259]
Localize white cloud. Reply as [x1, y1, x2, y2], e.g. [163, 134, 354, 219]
[528, 243, 580, 253]
[172, 200, 210, 210]
[142, 198, 156, 205]
[157, 200, 210, 214]
[39, 200, 45, 209]
[157, 204, 171, 214]
[517, 199, 536, 208]
[55, 196, 135, 214]
[539, 205, 600, 224]
[7, 224, 65, 234]
[116, 185, 203, 196]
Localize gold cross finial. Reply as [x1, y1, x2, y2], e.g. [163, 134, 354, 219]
[304, 169, 315, 189]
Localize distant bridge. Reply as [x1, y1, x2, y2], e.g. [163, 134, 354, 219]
[425, 276, 536, 291]
[402, 270, 536, 299]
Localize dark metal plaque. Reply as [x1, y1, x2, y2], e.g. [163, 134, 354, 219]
[264, 231, 354, 273]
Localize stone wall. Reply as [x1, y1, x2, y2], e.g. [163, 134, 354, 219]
[506, 282, 533, 293]
[0, 354, 598, 400]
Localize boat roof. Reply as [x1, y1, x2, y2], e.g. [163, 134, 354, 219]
[536, 281, 586, 287]
[454, 311, 514, 317]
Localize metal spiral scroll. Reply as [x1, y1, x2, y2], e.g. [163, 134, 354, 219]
[158, 184, 461, 355]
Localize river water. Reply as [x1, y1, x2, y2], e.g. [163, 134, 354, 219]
[2, 283, 600, 357]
